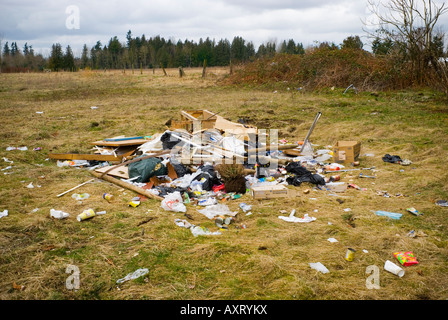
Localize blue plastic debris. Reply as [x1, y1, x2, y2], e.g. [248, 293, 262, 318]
[375, 210, 402, 220]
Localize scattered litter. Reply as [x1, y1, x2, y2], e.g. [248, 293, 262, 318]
[116, 268, 149, 284]
[382, 154, 412, 166]
[393, 251, 418, 266]
[345, 248, 356, 261]
[103, 193, 114, 202]
[384, 260, 405, 277]
[50, 209, 69, 219]
[0, 210, 8, 218]
[239, 203, 252, 213]
[76, 209, 95, 221]
[278, 210, 316, 223]
[198, 198, 218, 206]
[6, 146, 28, 151]
[190, 225, 221, 237]
[327, 237, 338, 243]
[57, 160, 90, 167]
[129, 197, 141, 208]
[406, 207, 423, 216]
[90, 106, 99, 110]
[72, 193, 90, 201]
[175, 219, 192, 229]
[407, 230, 427, 238]
[33, 147, 42, 151]
[435, 200, 448, 207]
[2, 157, 13, 163]
[309, 262, 329, 274]
[197, 204, 237, 220]
[215, 215, 234, 229]
[359, 173, 375, 179]
[26, 182, 34, 189]
[375, 210, 402, 220]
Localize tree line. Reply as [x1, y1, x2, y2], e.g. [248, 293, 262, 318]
[1, 31, 367, 73]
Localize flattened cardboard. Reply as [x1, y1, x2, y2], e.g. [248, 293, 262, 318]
[250, 185, 298, 199]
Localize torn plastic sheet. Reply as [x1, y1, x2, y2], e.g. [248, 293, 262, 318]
[116, 268, 149, 284]
[190, 225, 222, 237]
[278, 210, 316, 223]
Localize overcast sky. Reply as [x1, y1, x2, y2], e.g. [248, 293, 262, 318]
[1, 0, 448, 57]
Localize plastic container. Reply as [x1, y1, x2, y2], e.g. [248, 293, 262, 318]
[384, 260, 405, 277]
[103, 193, 113, 202]
[76, 209, 95, 221]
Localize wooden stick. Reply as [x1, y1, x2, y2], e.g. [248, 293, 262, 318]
[56, 178, 95, 197]
[90, 171, 164, 201]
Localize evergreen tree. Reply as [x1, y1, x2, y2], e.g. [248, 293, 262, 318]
[48, 43, 64, 71]
[63, 45, 75, 71]
[81, 44, 89, 69]
[3, 42, 10, 57]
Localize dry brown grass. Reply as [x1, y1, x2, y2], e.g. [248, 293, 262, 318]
[0, 68, 447, 301]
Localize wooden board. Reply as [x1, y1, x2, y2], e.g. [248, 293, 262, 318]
[95, 166, 129, 179]
[90, 139, 149, 147]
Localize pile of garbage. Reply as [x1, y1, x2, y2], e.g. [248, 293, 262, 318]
[45, 110, 359, 227]
[44, 109, 442, 241]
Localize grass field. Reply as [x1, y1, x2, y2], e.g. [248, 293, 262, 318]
[0, 67, 447, 301]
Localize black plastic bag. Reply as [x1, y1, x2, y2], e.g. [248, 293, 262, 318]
[192, 164, 221, 191]
[285, 162, 325, 186]
[160, 131, 185, 150]
[382, 154, 402, 163]
[172, 163, 192, 178]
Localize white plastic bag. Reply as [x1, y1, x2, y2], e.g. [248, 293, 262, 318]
[161, 191, 187, 212]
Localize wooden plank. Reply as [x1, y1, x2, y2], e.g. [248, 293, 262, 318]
[90, 139, 149, 147]
[48, 153, 124, 161]
[90, 171, 164, 201]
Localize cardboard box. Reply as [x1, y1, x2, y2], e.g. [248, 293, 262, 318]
[325, 182, 347, 193]
[250, 185, 297, 200]
[333, 141, 361, 164]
